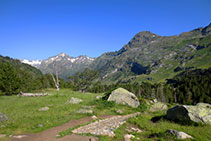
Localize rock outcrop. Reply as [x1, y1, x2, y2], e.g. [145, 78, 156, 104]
[107, 88, 140, 108]
[166, 103, 211, 124]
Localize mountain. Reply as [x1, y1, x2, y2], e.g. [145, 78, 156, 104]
[21, 53, 95, 79]
[21, 24, 211, 83]
[90, 23, 211, 84]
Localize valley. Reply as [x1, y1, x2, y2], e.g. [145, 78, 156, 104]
[0, 23, 211, 141]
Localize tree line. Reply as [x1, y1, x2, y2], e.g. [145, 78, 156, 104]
[0, 56, 69, 95]
[69, 68, 211, 105]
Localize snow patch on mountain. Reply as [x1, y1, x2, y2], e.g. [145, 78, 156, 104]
[21, 59, 42, 67]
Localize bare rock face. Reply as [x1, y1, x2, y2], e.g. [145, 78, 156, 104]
[107, 88, 140, 108]
[167, 129, 193, 139]
[0, 113, 9, 122]
[167, 103, 211, 124]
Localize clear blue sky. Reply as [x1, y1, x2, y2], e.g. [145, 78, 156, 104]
[0, 0, 210, 60]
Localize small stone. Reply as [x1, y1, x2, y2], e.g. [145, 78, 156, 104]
[0, 134, 6, 138]
[13, 135, 27, 139]
[39, 107, 49, 111]
[95, 96, 102, 100]
[124, 134, 135, 141]
[92, 115, 97, 120]
[38, 124, 43, 128]
[167, 129, 193, 139]
[77, 109, 93, 114]
[127, 127, 142, 133]
[116, 109, 124, 114]
[66, 97, 83, 104]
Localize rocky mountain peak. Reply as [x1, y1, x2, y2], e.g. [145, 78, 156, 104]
[128, 31, 159, 46]
[58, 53, 69, 57]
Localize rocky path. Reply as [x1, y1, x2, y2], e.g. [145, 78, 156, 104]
[72, 112, 140, 137]
[9, 113, 140, 141]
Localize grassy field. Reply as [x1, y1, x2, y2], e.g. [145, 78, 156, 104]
[0, 89, 211, 141]
[0, 89, 102, 135]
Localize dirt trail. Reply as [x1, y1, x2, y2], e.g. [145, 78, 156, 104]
[9, 115, 114, 141]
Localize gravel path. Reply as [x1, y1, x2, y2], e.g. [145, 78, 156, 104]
[9, 113, 140, 141]
[9, 115, 113, 141]
[72, 112, 140, 137]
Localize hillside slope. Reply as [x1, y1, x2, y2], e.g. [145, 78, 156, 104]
[21, 53, 95, 79]
[90, 23, 211, 84]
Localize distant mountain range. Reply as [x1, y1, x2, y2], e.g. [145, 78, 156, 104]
[21, 53, 95, 79]
[21, 23, 211, 83]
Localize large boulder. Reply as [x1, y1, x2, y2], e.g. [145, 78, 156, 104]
[107, 88, 140, 108]
[167, 103, 211, 124]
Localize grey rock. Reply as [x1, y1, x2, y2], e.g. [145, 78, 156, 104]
[124, 134, 135, 141]
[115, 109, 124, 114]
[150, 102, 168, 112]
[77, 109, 93, 114]
[66, 97, 83, 104]
[167, 129, 193, 139]
[107, 88, 140, 108]
[38, 124, 43, 128]
[12, 135, 27, 139]
[18, 93, 48, 97]
[91, 115, 98, 120]
[126, 127, 142, 133]
[167, 103, 211, 124]
[0, 113, 9, 122]
[95, 95, 103, 100]
[38, 107, 49, 111]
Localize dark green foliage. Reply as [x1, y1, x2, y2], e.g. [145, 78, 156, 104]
[93, 99, 116, 109]
[167, 68, 211, 104]
[77, 68, 211, 105]
[0, 62, 21, 95]
[138, 98, 148, 112]
[69, 68, 99, 91]
[0, 55, 69, 95]
[102, 87, 118, 100]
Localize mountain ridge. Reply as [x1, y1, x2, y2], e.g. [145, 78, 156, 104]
[21, 53, 95, 79]
[20, 23, 211, 82]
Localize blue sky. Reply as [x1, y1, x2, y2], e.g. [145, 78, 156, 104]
[0, 0, 210, 60]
